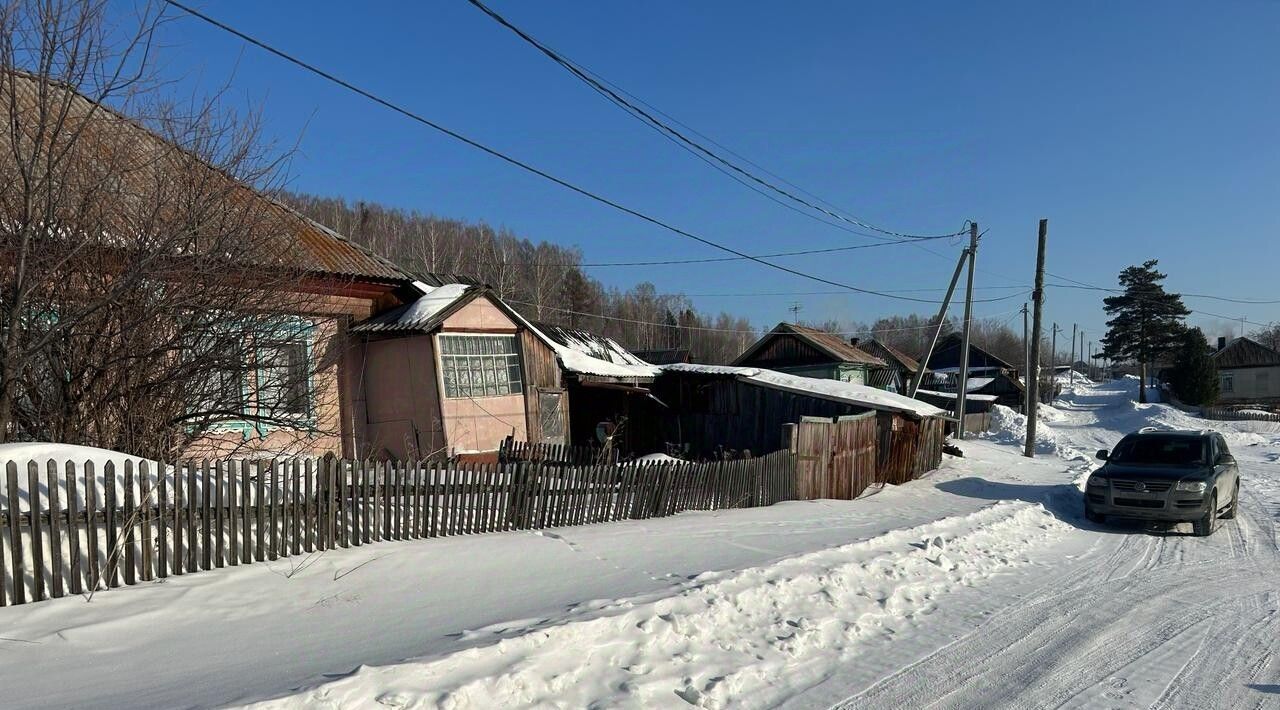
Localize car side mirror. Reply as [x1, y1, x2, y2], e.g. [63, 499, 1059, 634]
[1096, 449, 1109, 461]
[1216, 453, 1235, 465]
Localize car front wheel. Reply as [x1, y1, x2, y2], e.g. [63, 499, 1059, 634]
[1222, 482, 1240, 520]
[1193, 493, 1218, 537]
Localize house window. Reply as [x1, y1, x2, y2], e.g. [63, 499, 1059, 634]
[439, 334, 523, 399]
[257, 342, 310, 417]
[199, 369, 246, 417]
[1221, 373, 1234, 394]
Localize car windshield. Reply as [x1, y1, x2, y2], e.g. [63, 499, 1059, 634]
[1109, 435, 1205, 466]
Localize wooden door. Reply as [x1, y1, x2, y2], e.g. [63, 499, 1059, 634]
[537, 389, 566, 445]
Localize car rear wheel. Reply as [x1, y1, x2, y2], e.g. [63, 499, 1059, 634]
[1193, 493, 1218, 537]
[1222, 482, 1240, 520]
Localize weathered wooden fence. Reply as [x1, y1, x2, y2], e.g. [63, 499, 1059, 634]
[1199, 406, 1280, 423]
[1163, 391, 1280, 423]
[0, 451, 794, 607]
[790, 413, 947, 499]
[497, 439, 620, 465]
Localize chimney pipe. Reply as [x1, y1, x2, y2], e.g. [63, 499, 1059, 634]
[849, 337, 859, 347]
[1218, 336, 1227, 351]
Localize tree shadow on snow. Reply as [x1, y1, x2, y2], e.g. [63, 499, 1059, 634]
[935, 477, 1197, 537]
[1247, 684, 1280, 695]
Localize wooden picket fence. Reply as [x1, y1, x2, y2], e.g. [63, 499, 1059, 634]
[0, 451, 795, 608]
[1199, 406, 1280, 423]
[497, 439, 619, 466]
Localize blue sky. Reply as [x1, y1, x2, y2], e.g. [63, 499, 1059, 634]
[147, 1, 1279, 345]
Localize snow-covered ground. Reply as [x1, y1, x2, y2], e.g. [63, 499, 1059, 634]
[1, 378, 1278, 708]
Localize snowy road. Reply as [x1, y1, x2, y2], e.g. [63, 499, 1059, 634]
[823, 380, 1280, 710]
[2, 378, 1278, 708]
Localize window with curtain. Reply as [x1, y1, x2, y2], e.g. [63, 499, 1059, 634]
[439, 334, 523, 398]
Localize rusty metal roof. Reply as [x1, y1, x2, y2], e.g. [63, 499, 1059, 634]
[760, 323, 888, 367]
[3, 70, 411, 284]
[857, 338, 921, 374]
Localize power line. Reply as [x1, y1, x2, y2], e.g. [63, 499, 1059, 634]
[464, 0, 967, 243]
[668, 288, 1031, 304]
[163, 0, 972, 306]
[1044, 277, 1272, 329]
[677, 286, 1029, 298]
[1047, 271, 1280, 306]
[506, 298, 1026, 336]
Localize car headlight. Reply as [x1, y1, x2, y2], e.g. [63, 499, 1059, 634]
[1087, 476, 1108, 487]
[1175, 480, 1208, 493]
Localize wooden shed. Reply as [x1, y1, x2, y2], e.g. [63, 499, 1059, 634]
[646, 364, 948, 491]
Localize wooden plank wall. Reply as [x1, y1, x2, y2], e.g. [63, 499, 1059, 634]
[791, 413, 947, 499]
[0, 451, 795, 608]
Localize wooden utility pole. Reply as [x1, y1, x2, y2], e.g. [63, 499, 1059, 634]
[956, 221, 980, 440]
[1070, 323, 1078, 386]
[1024, 219, 1047, 458]
[1079, 330, 1087, 381]
[1022, 303, 1031, 414]
[909, 246, 970, 399]
[1050, 323, 1060, 398]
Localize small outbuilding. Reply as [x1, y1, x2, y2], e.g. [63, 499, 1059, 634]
[732, 322, 888, 386]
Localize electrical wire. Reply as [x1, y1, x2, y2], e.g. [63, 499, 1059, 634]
[464, 0, 967, 242]
[1044, 277, 1272, 328]
[505, 298, 1026, 336]
[162, 0, 974, 306]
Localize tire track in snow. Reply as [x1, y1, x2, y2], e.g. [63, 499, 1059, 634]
[838, 379, 1280, 710]
[837, 495, 1280, 710]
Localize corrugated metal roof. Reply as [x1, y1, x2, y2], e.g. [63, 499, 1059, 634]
[350, 282, 475, 333]
[858, 338, 921, 374]
[1214, 337, 1280, 369]
[3, 70, 411, 284]
[532, 322, 655, 368]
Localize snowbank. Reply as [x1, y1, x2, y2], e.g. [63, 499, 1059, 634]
[0, 442, 151, 470]
[247, 502, 1069, 710]
[980, 406, 1061, 455]
[633, 453, 683, 464]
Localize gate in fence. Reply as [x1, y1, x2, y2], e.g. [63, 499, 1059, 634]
[0, 450, 794, 608]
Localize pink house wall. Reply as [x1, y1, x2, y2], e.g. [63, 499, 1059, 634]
[358, 334, 446, 460]
[435, 297, 529, 453]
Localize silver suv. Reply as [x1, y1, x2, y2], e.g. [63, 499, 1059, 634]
[1084, 428, 1240, 536]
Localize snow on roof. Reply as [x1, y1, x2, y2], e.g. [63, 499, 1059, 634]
[929, 366, 1006, 375]
[351, 282, 473, 333]
[516, 320, 659, 380]
[663, 363, 944, 418]
[914, 389, 999, 403]
[965, 377, 996, 392]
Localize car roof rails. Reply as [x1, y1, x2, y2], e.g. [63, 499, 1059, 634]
[1138, 426, 1161, 434]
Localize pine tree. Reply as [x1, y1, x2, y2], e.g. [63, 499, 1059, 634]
[1169, 327, 1219, 406]
[1099, 260, 1190, 403]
